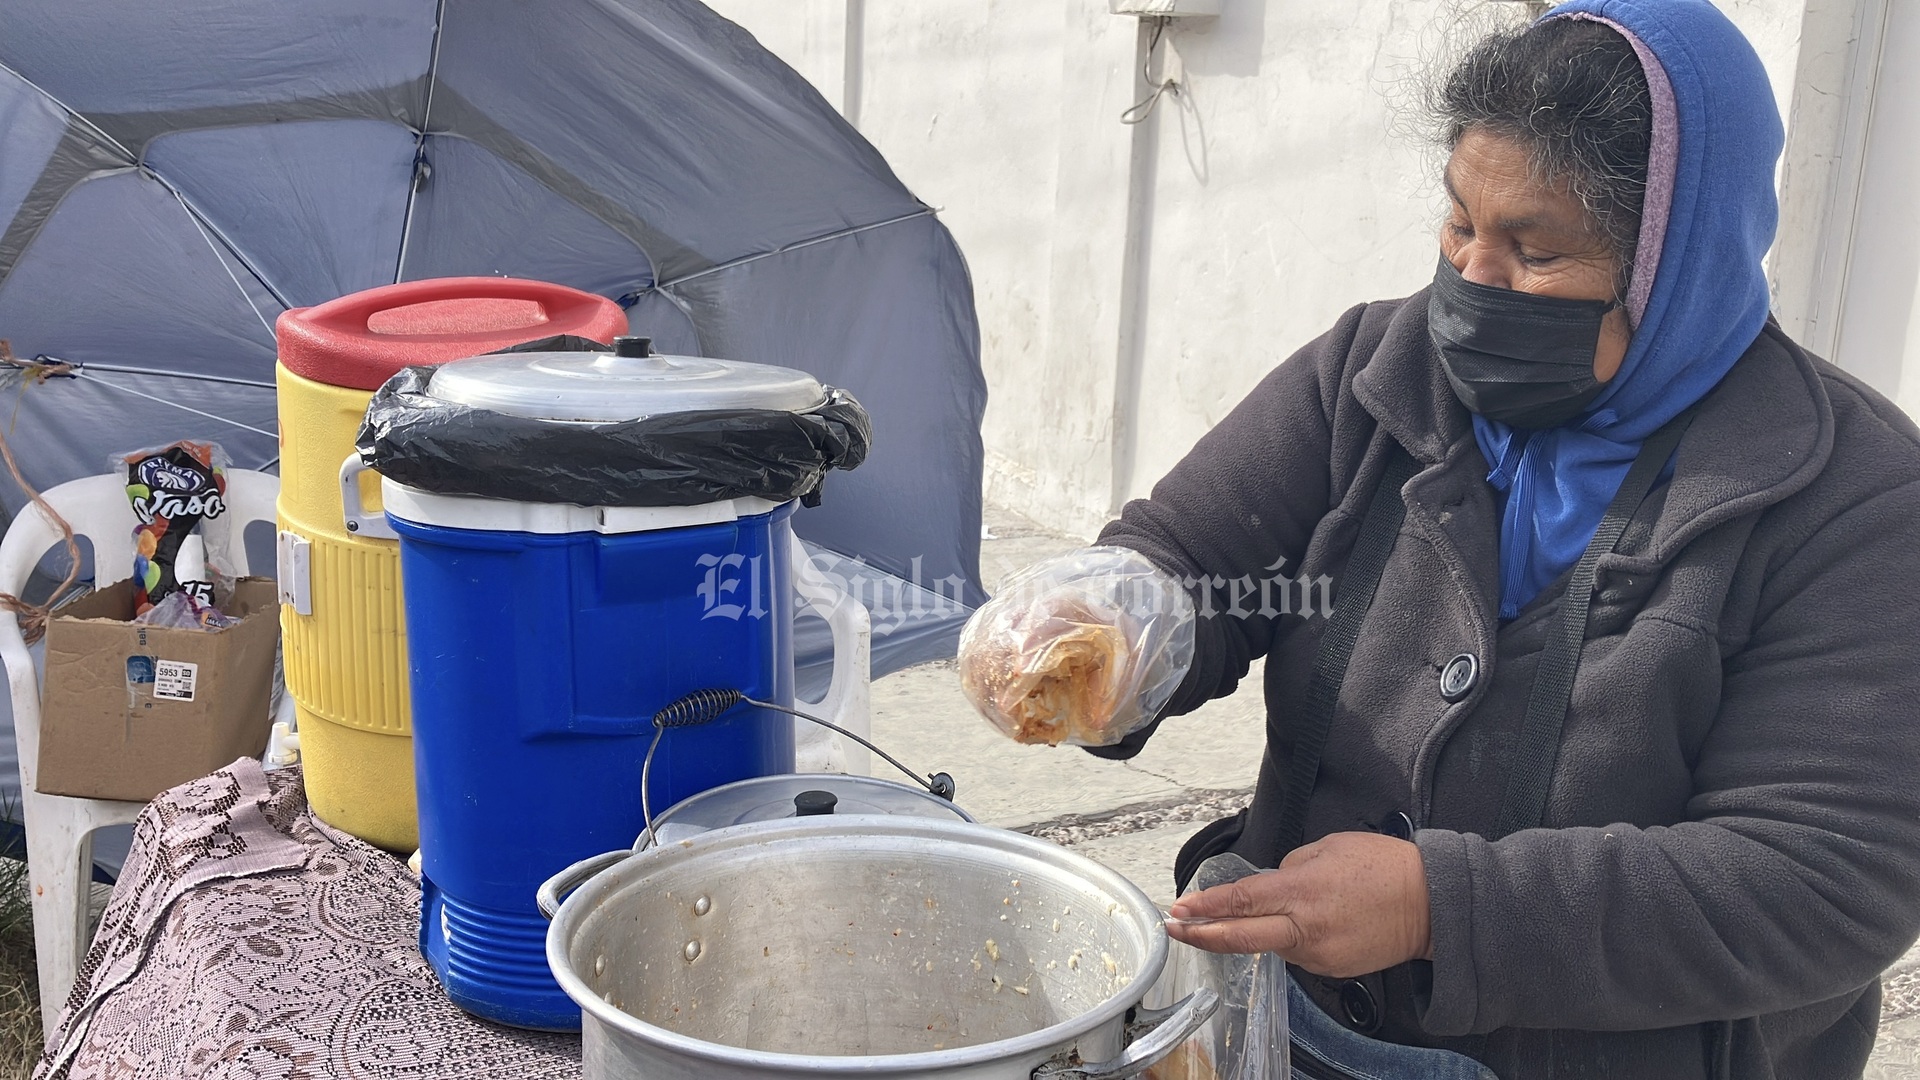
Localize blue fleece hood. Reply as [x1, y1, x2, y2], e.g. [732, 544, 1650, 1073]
[1473, 0, 1785, 619]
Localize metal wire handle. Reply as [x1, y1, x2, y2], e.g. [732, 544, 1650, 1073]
[641, 689, 957, 848]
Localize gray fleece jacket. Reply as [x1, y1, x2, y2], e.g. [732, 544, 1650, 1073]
[1098, 292, 1920, 1079]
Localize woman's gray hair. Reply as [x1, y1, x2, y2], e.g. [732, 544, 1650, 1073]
[1435, 16, 1652, 294]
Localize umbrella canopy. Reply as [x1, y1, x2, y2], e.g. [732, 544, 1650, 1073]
[0, 0, 988, 677]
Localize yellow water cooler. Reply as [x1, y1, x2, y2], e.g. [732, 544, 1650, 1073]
[274, 278, 627, 850]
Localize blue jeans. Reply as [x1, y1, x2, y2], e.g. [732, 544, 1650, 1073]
[1289, 974, 1498, 1080]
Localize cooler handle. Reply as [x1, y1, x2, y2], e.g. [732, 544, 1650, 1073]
[790, 532, 871, 776]
[338, 453, 396, 540]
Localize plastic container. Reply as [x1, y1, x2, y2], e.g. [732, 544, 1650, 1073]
[426, 347, 826, 419]
[273, 278, 626, 853]
[376, 340, 871, 1031]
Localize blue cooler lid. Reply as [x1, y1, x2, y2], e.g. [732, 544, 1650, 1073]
[427, 335, 825, 422]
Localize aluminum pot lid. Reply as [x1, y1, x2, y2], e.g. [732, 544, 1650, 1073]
[427, 335, 826, 422]
[650, 774, 972, 840]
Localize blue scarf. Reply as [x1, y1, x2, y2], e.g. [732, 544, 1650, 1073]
[1475, 0, 1784, 619]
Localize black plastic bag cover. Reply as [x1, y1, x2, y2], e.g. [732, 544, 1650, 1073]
[356, 366, 872, 508]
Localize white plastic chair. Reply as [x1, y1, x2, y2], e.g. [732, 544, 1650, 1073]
[0, 469, 277, 1034]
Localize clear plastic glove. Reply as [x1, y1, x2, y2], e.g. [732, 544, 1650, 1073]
[958, 546, 1195, 747]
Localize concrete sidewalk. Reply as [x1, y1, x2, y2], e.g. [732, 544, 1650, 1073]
[877, 504, 1920, 1074]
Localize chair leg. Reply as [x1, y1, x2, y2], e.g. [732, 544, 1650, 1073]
[24, 804, 89, 1043]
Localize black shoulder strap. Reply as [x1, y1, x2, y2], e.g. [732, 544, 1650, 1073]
[1273, 446, 1419, 855]
[1491, 409, 1696, 838]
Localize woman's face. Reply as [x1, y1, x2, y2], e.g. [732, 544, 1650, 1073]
[1440, 127, 1632, 382]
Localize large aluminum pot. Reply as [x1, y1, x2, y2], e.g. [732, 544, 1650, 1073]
[542, 816, 1217, 1079]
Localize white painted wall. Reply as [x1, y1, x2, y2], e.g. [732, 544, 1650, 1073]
[1827, 1, 1920, 416]
[706, 0, 1872, 539]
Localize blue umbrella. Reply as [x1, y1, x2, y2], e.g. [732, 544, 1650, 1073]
[0, 0, 989, 684]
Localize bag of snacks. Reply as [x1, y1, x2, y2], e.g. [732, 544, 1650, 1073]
[118, 440, 231, 613]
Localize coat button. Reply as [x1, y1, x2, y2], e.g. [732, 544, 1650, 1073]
[1439, 653, 1478, 702]
[1380, 811, 1414, 841]
[1339, 978, 1381, 1033]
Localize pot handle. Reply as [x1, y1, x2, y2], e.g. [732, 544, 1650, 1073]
[536, 850, 630, 920]
[1034, 986, 1220, 1080]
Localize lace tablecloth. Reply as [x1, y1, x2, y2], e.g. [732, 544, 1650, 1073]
[34, 761, 582, 1079]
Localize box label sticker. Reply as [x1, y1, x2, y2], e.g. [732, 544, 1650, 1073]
[152, 660, 198, 702]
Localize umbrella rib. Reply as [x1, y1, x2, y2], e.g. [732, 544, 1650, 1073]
[71, 371, 278, 440]
[164, 186, 283, 335]
[0, 60, 290, 322]
[395, 0, 452, 284]
[641, 207, 936, 296]
[165, 182, 293, 310]
[35, 357, 277, 392]
[0, 59, 137, 162]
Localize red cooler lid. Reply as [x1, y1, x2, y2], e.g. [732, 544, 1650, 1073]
[276, 277, 629, 391]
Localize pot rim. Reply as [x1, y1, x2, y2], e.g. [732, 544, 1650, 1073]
[546, 815, 1169, 1073]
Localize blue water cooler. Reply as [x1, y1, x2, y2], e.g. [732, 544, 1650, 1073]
[366, 338, 870, 1030]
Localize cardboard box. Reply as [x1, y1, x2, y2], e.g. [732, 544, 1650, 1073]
[39, 578, 279, 802]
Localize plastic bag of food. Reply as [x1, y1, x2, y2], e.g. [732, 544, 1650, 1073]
[1143, 853, 1290, 1080]
[131, 589, 240, 631]
[957, 546, 1194, 746]
[116, 440, 232, 613]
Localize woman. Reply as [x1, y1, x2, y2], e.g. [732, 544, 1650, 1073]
[958, 1, 1920, 1077]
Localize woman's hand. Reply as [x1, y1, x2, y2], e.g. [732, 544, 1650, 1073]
[1165, 831, 1432, 978]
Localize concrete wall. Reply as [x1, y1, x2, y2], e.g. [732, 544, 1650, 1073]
[1825, 2, 1920, 417]
[707, 0, 1869, 539]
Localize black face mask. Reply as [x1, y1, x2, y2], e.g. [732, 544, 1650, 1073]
[1427, 257, 1620, 430]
